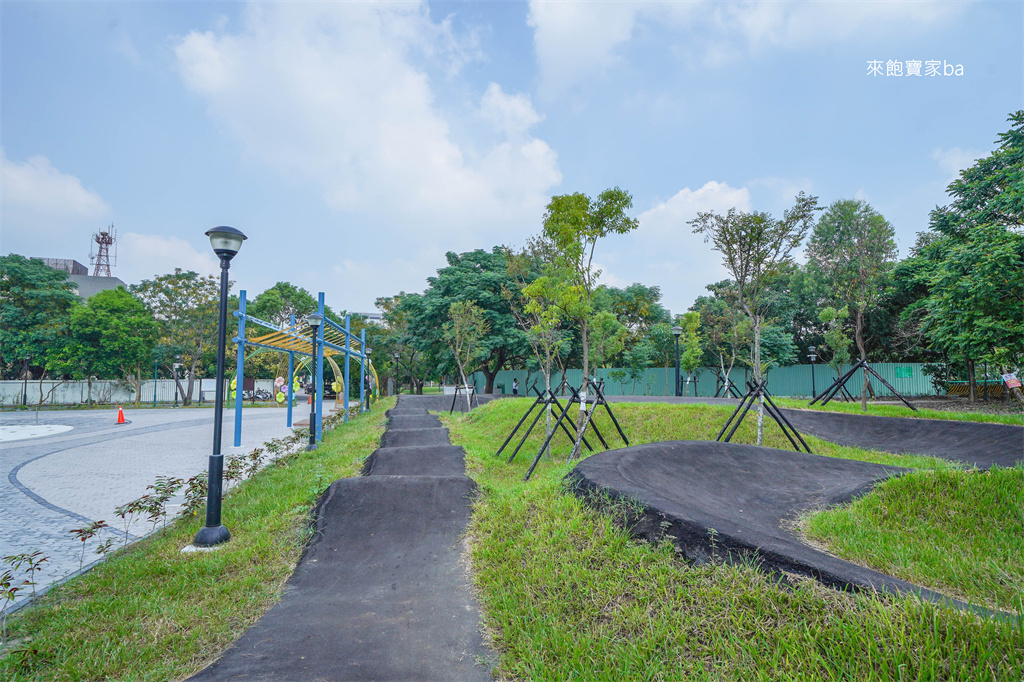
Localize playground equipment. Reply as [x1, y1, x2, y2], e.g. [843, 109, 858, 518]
[229, 290, 378, 446]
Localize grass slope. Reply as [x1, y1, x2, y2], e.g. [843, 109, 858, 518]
[0, 399, 394, 681]
[446, 398, 1024, 681]
[805, 466, 1024, 612]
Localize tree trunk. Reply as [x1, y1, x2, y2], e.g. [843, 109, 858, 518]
[966, 359, 977, 403]
[855, 309, 868, 412]
[544, 356, 552, 459]
[579, 320, 590, 432]
[481, 350, 503, 394]
[999, 365, 1024, 407]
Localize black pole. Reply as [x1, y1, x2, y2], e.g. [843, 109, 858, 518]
[674, 336, 681, 397]
[590, 378, 629, 446]
[810, 357, 816, 399]
[194, 256, 232, 547]
[508, 400, 547, 463]
[307, 327, 319, 451]
[496, 395, 541, 458]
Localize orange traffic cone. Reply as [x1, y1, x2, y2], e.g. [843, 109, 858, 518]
[116, 406, 126, 424]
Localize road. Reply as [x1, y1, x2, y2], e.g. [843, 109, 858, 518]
[1, 406, 297, 612]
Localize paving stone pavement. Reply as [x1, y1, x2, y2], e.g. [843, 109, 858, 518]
[1, 406, 300, 612]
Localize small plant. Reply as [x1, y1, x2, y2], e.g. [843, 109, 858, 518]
[2, 551, 48, 600]
[224, 454, 245, 489]
[182, 471, 208, 518]
[146, 476, 184, 529]
[113, 498, 147, 548]
[244, 447, 265, 477]
[94, 538, 117, 559]
[1, 568, 30, 640]
[69, 521, 109, 572]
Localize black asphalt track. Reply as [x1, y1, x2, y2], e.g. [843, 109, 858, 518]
[778, 408, 1024, 469]
[567, 440, 985, 611]
[190, 396, 491, 680]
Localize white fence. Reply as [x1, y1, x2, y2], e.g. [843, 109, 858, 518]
[0, 378, 279, 407]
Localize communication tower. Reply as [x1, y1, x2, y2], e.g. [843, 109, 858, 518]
[90, 225, 117, 277]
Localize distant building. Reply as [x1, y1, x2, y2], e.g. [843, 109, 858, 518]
[353, 312, 383, 324]
[33, 257, 126, 300]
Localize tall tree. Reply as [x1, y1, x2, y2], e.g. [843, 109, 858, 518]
[540, 187, 639, 409]
[690, 193, 819, 443]
[415, 248, 531, 393]
[805, 199, 898, 410]
[131, 269, 221, 405]
[66, 288, 161, 405]
[445, 300, 490, 410]
[678, 311, 702, 395]
[922, 110, 1024, 406]
[0, 255, 79, 393]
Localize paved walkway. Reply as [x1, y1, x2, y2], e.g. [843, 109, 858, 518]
[191, 395, 492, 681]
[1, 406, 297, 612]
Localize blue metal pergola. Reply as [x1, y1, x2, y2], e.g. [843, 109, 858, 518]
[230, 290, 374, 446]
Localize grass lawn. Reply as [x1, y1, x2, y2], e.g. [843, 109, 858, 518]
[444, 398, 1024, 680]
[0, 399, 395, 681]
[804, 466, 1024, 612]
[773, 396, 1024, 426]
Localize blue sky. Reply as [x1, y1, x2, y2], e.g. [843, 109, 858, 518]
[3, 1, 1021, 317]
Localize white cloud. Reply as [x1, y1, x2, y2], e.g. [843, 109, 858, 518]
[117, 232, 219, 283]
[637, 181, 752, 236]
[1, 149, 110, 220]
[628, 181, 753, 313]
[930, 146, 985, 184]
[174, 2, 560, 246]
[529, 1, 964, 92]
[1, 149, 112, 260]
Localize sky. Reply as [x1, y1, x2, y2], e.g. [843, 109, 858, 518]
[2, 1, 1022, 318]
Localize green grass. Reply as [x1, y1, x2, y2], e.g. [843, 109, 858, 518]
[804, 466, 1024, 612]
[444, 399, 1024, 680]
[0, 398, 394, 681]
[772, 396, 1024, 426]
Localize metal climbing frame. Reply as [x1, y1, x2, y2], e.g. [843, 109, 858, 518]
[230, 290, 377, 447]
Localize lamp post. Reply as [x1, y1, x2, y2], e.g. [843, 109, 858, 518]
[306, 312, 323, 451]
[364, 347, 372, 411]
[672, 325, 682, 397]
[172, 362, 181, 407]
[808, 346, 817, 399]
[193, 225, 247, 549]
[152, 359, 158, 408]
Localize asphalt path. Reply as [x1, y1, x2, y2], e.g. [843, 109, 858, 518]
[567, 440, 984, 611]
[190, 395, 492, 681]
[0, 406, 296, 612]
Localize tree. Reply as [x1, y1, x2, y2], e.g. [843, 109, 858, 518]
[692, 282, 744, 394]
[66, 288, 160, 405]
[445, 301, 490, 410]
[678, 311, 702, 395]
[0, 255, 79, 399]
[921, 110, 1024, 407]
[540, 187, 639, 411]
[818, 305, 852, 378]
[416, 249, 531, 394]
[374, 293, 435, 394]
[131, 269, 221, 405]
[690, 193, 819, 443]
[806, 199, 898, 410]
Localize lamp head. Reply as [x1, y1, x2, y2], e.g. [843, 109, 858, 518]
[205, 226, 247, 260]
[364, 347, 372, 357]
[306, 312, 323, 328]
[672, 325, 682, 337]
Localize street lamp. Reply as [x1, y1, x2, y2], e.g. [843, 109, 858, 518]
[808, 346, 817, 399]
[172, 362, 181, 407]
[672, 325, 682, 397]
[306, 312, 323, 451]
[364, 347, 373, 411]
[193, 226, 247, 549]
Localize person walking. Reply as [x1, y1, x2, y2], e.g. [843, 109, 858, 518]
[512, 378, 519, 396]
